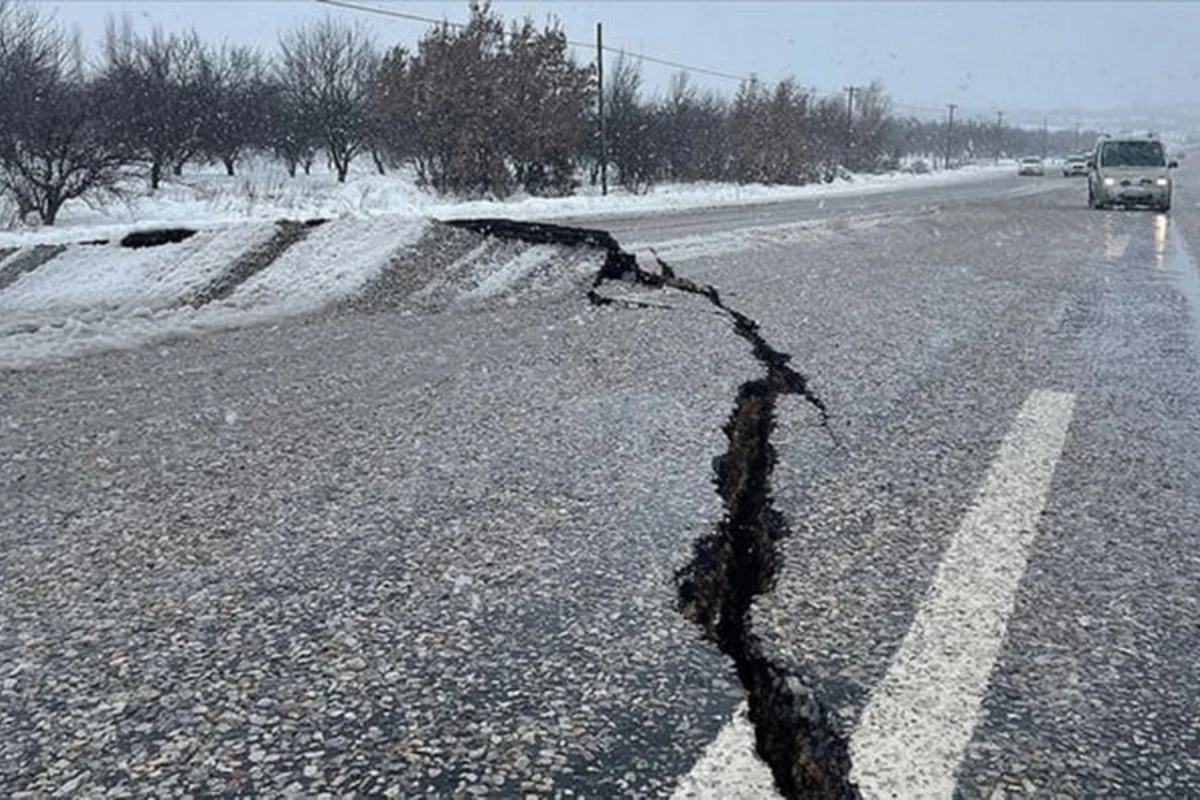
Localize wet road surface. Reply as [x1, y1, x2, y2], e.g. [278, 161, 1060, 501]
[4, 165, 1200, 797]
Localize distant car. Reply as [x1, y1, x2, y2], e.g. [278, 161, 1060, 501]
[1062, 156, 1088, 177]
[1018, 157, 1044, 176]
[1087, 136, 1177, 211]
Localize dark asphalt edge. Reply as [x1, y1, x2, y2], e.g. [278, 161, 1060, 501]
[446, 217, 861, 800]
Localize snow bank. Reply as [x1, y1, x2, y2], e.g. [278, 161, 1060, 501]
[215, 215, 428, 316]
[469, 244, 561, 300]
[0, 216, 430, 370]
[430, 163, 1013, 222]
[0, 223, 276, 320]
[401, 236, 600, 312]
[0, 159, 1015, 369]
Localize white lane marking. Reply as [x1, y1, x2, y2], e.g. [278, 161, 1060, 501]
[1105, 232, 1131, 260]
[850, 389, 1076, 800]
[1154, 213, 1169, 270]
[671, 701, 782, 799]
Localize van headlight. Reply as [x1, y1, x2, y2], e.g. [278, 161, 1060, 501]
[1156, 177, 1169, 186]
[1103, 177, 1115, 187]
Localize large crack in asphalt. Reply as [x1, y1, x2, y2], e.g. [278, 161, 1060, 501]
[446, 217, 860, 799]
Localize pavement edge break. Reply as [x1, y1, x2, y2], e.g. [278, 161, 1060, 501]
[444, 217, 860, 800]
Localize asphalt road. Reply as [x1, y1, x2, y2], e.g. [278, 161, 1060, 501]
[560, 171, 1057, 246]
[736, 165, 1200, 797]
[3, 164, 1200, 798]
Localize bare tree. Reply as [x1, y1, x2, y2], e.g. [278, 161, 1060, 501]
[253, 77, 316, 178]
[277, 17, 378, 183]
[95, 19, 211, 189]
[0, 0, 64, 220]
[0, 2, 130, 225]
[201, 44, 270, 176]
[604, 53, 658, 192]
[846, 81, 893, 173]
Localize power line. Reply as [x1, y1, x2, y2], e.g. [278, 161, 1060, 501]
[315, 0, 461, 28]
[313, 0, 991, 117]
[315, 0, 751, 82]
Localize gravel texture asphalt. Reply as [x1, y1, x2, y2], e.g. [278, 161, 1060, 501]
[1, 265, 751, 796]
[4, 164, 1200, 797]
[743, 165, 1200, 797]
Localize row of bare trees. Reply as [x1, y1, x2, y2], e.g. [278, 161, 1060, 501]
[0, 0, 390, 223]
[2, 0, 1037, 226]
[0, 2, 122, 225]
[599, 63, 896, 192]
[95, 17, 382, 187]
[891, 116, 1102, 168]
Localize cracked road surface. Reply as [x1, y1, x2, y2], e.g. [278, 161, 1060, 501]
[4, 165, 1200, 797]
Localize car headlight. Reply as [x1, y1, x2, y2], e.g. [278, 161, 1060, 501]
[1156, 177, 1169, 186]
[1103, 177, 1115, 187]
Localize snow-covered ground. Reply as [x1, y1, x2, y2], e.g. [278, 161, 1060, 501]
[0, 217, 428, 370]
[215, 216, 427, 316]
[0, 161, 1015, 369]
[0, 224, 276, 318]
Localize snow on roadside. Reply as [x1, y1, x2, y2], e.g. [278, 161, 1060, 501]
[0, 223, 276, 322]
[0, 162, 1015, 247]
[429, 163, 1015, 223]
[0, 160, 1016, 369]
[0, 216, 431, 370]
[215, 215, 428, 316]
[404, 236, 601, 311]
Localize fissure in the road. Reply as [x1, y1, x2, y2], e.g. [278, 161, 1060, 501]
[446, 217, 860, 800]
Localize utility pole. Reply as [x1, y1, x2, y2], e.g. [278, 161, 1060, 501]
[1074, 121, 1081, 153]
[995, 110, 1004, 165]
[597, 22, 607, 197]
[844, 85, 857, 170]
[945, 103, 957, 170]
[1041, 116, 1048, 160]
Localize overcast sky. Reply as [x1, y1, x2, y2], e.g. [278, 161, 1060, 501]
[38, 1, 1200, 123]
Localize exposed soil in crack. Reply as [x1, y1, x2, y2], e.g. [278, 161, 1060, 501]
[178, 218, 327, 310]
[120, 227, 198, 249]
[447, 217, 859, 799]
[0, 244, 67, 295]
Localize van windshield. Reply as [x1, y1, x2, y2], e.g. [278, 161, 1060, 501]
[1100, 140, 1166, 167]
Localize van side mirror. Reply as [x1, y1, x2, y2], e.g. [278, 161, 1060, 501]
[1087, 159, 1096, 169]
[1169, 160, 1179, 169]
